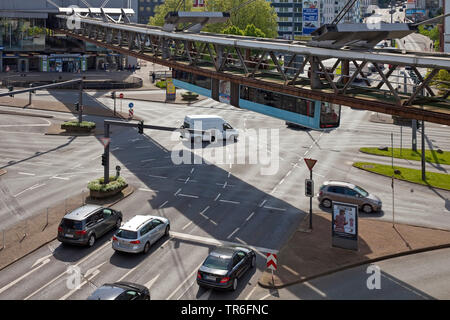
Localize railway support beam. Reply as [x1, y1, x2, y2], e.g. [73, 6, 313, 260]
[310, 57, 323, 89]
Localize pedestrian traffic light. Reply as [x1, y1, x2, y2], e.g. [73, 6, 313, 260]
[75, 102, 80, 111]
[8, 86, 14, 97]
[305, 179, 314, 197]
[111, 91, 116, 100]
[101, 154, 107, 167]
[138, 120, 144, 134]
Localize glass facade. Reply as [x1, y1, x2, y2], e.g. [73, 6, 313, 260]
[0, 18, 46, 51]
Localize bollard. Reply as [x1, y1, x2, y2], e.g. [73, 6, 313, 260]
[1, 229, 4, 250]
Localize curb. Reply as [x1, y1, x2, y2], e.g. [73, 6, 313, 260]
[0, 186, 135, 272]
[258, 242, 450, 289]
[0, 110, 54, 119]
[353, 162, 450, 192]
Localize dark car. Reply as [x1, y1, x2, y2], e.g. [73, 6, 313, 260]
[87, 282, 150, 300]
[197, 246, 256, 291]
[57, 204, 122, 247]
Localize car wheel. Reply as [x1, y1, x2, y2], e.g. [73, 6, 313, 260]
[165, 225, 170, 236]
[321, 199, 332, 208]
[115, 218, 122, 230]
[251, 255, 256, 268]
[211, 135, 216, 142]
[231, 278, 238, 291]
[362, 204, 373, 214]
[87, 234, 96, 247]
[143, 242, 150, 254]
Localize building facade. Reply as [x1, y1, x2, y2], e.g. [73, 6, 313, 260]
[138, 0, 164, 24]
[0, 0, 137, 72]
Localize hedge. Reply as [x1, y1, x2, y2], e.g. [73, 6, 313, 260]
[87, 176, 127, 192]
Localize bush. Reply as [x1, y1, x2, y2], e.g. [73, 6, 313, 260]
[87, 176, 127, 192]
[62, 121, 96, 129]
[156, 80, 167, 89]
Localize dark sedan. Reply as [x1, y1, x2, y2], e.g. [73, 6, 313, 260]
[197, 246, 256, 291]
[87, 282, 150, 300]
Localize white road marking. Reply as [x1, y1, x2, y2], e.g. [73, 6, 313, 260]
[139, 188, 158, 193]
[59, 262, 106, 300]
[278, 178, 285, 185]
[13, 183, 46, 197]
[190, 168, 195, 174]
[141, 159, 156, 162]
[219, 199, 240, 205]
[246, 212, 255, 221]
[145, 274, 161, 289]
[18, 172, 35, 176]
[200, 206, 210, 215]
[90, 155, 102, 161]
[227, 172, 231, 178]
[259, 293, 272, 300]
[158, 200, 169, 208]
[184, 177, 190, 184]
[182, 221, 193, 230]
[174, 188, 182, 196]
[50, 176, 69, 181]
[259, 199, 267, 207]
[214, 193, 221, 201]
[0, 255, 51, 295]
[178, 193, 199, 199]
[148, 174, 167, 179]
[223, 181, 228, 188]
[24, 241, 112, 300]
[263, 206, 286, 212]
[166, 262, 204, 300]
[303, 281, 327, 297]
[285, 170, 292, 177]
[227, 228, 240, 239]
[169, 231, 278, 255]
[245, 286, 258, 300]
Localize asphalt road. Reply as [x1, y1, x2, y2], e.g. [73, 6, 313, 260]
[0, 91, 449, 300]
[249, 247, 450, 300]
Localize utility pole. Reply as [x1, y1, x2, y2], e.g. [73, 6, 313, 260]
[78, 80, 83, 123]
[421, 119, 426, 181]
[104, 123, 110, 185]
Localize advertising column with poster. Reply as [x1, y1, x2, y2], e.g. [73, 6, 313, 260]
[166, 78, 176, 101]
[331, 201, 358, 250]
[302, 1, 320, 35]
[219, 80, 231, 104]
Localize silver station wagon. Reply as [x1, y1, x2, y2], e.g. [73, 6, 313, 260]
[112, 215, 170, 254]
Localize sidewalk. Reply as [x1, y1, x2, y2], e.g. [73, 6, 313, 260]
[258, 212, 450, 289]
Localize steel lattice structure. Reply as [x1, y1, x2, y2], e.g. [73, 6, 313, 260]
[50, 12, 450, 125]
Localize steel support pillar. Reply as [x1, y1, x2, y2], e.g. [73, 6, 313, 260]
[211, 78, 220, 102]
[310, 57, 323, 89]
[230, 82, 240, 108]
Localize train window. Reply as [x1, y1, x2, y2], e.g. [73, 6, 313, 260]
[320, 102, 340, 128]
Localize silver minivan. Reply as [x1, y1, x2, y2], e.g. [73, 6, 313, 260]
[112, 215, 170, 254]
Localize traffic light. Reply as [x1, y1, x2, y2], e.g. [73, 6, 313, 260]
[111, 91, 116, 100]
[101, 154, 107, 167]
[75, 102, 80, 111]
[305, 179, 314, 197]
[8, 86, 14, 97]
[138, 120, 144, 134]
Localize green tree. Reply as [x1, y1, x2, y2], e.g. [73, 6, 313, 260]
[243, 24, 265, 38]
[149, 0, 194, 26]
[149, 0, 277, 38]
[222, 25, 244, 36]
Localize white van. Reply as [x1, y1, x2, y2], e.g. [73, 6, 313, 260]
[180, 115, 239, 143]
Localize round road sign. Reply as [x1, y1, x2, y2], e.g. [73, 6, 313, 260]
[119, 93, 124, 99]
[129, 102, 134, 109]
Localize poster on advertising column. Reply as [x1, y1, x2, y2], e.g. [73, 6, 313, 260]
[331, 201, 358, 251]
[302, 0, 320, 36]
[219, 80, 231, 104]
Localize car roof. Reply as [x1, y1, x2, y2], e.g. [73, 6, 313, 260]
[87, 284, 125, 300]
[120, 215, 154, 231]
[323, 180, 356, 189]
[63, 205, 102, 221]
[210, 246, 242, 258]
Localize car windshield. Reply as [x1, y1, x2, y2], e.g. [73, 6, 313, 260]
[354, 186, 369, 197]
[116, 229, 138, 239]
[203, 255, 230, 270]
[61, 219, 83, 230]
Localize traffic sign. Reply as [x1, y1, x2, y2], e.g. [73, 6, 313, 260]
[100, 137, 111, 148]
[266, 253, 277, 271]
[304, 158, 317, 171]
[128, 102, 134, 109]
[119, 93, 124, 99]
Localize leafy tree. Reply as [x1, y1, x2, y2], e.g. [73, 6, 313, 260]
[243, 24, 265, 38]
[222, 25, 244, 36]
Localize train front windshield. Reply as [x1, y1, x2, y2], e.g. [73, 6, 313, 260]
[320, 102, 341, 128]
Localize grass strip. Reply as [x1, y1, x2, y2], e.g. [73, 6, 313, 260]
[360, 147, 450, 165]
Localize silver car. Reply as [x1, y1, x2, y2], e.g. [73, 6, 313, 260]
[112, 215, 170, 254]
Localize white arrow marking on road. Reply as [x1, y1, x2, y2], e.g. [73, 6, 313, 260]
[59, 261, 106, 300]
[0, 255, 51, 295]
[25, 240, 111, 300]
[145, 274, 160, 290]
